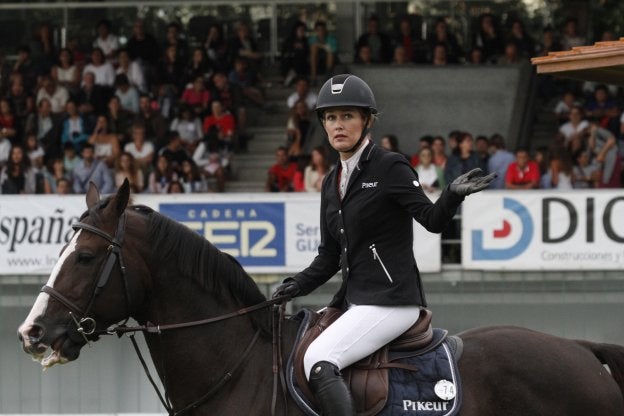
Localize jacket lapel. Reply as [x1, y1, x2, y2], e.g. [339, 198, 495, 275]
[344, 142, 375, 200]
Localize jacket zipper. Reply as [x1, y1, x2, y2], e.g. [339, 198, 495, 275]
[369, 244, 393, 283]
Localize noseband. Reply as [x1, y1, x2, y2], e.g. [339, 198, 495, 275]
[41, 212, 130, 340]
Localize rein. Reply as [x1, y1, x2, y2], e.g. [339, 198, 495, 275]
[43, 213, 291, 416]
[116, 297, 290, 416]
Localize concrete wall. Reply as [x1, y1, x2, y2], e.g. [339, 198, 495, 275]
[348, 63, 533, 156]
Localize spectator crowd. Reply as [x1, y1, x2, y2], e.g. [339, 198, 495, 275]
[0, 11, 621, 196]
[0, 18, 269, 194]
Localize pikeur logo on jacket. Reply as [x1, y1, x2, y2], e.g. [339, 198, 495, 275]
[293, 142, 463, 308]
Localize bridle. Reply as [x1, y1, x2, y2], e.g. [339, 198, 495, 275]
[41, 212, 130, 341]
[40, 210, 291, 416]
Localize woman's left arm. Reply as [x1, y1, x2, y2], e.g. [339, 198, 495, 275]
[386, 159, 464, 233]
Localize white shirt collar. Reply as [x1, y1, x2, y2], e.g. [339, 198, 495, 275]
[340, 139, 370, 173]
[339, 139, 370, 199]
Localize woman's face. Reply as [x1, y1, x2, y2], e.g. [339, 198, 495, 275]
[132, 127, 145, 143]
[295, 25, 306, 38]
[11, 146, 23, 163]
[157, 156, 168, 171]
[569, 108, 583, 123]
[419, 148, 433, 166]
[322, 107, 368, 155]
[459, 135, 473, 153]
[53, 159, 64, 173]
[59, 49, 70, 64]
[577, 152, 589, 166]
[66, 102, 77, 116]
[91, 49, 103, 65]
[194, 77, 204, 91]
[96, 115, 107, 129]
[120, 154, 131, 168]
[193, 49, 203, 63]
[26, 136, 37, 150]
[311, 149, 323, 165]
[432, 139, 445, 154]
[0, 100, 10, 114]
[380, 137, 392, 150]
[109, 97, 120, 112]
[118, 51, 129, 66]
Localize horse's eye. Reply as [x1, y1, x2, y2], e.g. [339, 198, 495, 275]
[77, 252, 95, 264]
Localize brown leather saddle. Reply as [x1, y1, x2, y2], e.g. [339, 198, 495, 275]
[292, 307, 436, 416]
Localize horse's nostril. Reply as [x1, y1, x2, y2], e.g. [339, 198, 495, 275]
[27, 325, 45, 343]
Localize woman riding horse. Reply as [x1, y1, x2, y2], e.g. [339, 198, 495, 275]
[272, 74, 495, 415]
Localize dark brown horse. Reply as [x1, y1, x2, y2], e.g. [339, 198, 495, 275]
[17, 182, 624, 415]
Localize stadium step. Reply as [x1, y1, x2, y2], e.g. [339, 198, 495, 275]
[227, 66, 318, 193]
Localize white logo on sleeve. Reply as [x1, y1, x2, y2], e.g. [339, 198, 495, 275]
[413, 180, 420, 187]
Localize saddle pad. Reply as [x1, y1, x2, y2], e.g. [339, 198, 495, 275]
[381, 341, 462, 416]
[286, 309, 320, 416]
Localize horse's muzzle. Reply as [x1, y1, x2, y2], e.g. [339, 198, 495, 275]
[18, 318, 85, 368]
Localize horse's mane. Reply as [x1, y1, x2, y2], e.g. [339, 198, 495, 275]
[131, 205, 267, 307]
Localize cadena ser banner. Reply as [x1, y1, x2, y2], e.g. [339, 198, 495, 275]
[0, 193, 441, 275]
[462, 190, 624, 270]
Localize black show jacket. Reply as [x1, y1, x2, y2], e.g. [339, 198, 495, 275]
[292, 142, 464, 308]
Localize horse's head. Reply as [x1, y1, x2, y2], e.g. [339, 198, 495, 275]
[18, 180, 140, 368]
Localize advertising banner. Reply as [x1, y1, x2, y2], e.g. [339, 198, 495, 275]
[462, 191, 624, 270]
[0, 193, 442, 275]
[0, 195, 84, 274]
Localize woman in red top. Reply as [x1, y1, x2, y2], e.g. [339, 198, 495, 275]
[0, 98, 17, 144]
[181, 75, 211, 115]
[265, 145, 297, 192]
[202, 100, 236, 152]
[505, 148, 541, 189]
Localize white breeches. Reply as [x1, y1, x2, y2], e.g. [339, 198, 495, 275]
[303, 304, 422, 380]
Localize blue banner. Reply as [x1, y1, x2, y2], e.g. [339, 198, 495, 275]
[159, 202, 286, 267]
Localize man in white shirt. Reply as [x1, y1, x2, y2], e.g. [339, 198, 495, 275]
[36, 75, 69, 114]
[0, 135, 11, 167]
[93, 19, 120, 63]
[286, 78, 318, 110]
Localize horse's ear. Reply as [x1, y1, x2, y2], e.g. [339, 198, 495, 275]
[112, 179, 130, 217]
[86, 182, 100, 209]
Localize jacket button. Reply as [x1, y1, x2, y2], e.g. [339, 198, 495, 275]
[340, 228, 344, 234]
[338, 210, 342, 215]
[346, 267, 350, 273]
[344, 247, 347, 252]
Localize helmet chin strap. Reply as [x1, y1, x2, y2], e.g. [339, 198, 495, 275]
[345, 115, 371, 153]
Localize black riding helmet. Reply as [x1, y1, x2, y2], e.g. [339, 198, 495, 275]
[315, 74, 378, 153]
[315, 74, 378, 117]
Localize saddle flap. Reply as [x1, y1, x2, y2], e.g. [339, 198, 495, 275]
[293, 307, 343, 405]
[345, 348, 390, 415]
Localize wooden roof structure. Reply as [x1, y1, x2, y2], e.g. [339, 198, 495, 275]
[532, 38, 624, 86]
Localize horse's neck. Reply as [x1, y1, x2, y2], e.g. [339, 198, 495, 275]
[139, 283, 302, 414]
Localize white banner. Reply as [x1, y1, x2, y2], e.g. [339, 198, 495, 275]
[0, 193, 441, 275]
[0, 195, 85, 274]
[462, 190, 624, 270]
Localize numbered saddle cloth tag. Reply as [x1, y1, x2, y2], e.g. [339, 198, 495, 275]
[381, 342, 462, 416]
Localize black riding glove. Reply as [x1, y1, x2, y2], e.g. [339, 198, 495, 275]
[272, 279, 301, 299]
[450, 168, 497, 196]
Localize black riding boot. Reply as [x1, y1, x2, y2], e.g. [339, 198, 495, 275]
[309, 361, 356, 416]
